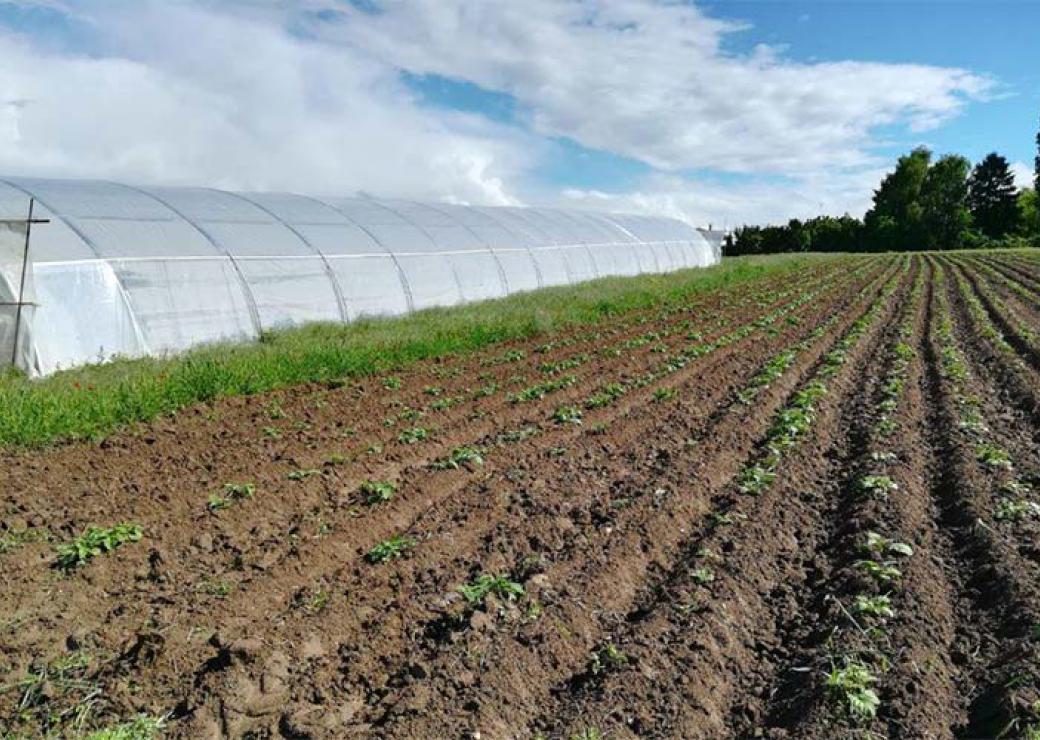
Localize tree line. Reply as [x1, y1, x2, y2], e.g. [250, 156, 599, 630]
[727, 115, 1040, 255]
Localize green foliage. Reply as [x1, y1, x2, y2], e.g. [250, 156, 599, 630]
[863, 146, 932, 252]
[511, 375, 578, 403]
[569, 729, 604, 740]
[431, 445, 485, 470]
[733, 144, 1031, 253]
[826, 661, 880, 720]
[969, 152, 1021, 238]
[589, 643, 629, 675]
[861, 532, 913, 558]
[1035, 110, 1040, 201]
[83, 716, 166, 740]
[287, 468, 321, 480]
[652, 387, 677, 402]
[729, 215, 862, 256]
[0, 526, 48, 555]
[56, 523, 142, 570]
[995, 499, 1040, 521]
[459, 573, 525, 604]
[553, 405, 583, 424]
[691, 567, 715, 585]
[0, 255, 827, 448]
[737, 464, 775, 495]
[584, 382, 626, 409]
[975, 443, 1012, 469]
[855, 559, 902, 584]
[360, 480, 397, 504]
[366, 535, 416, 564]
[1022, 189, 1040, 237]
[853, 594, 895, 620]
[397, 426, 430, 444]
[919, 154, 972, 251]
[855, 475, 899, 497]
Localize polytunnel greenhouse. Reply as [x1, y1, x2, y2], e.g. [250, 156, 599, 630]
[0, 177, 722, 377]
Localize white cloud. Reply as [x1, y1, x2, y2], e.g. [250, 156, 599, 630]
[560, 165, 889, 229]
[1011, 161, 1035, 190]
[0, 0, 997, 226]
[312, 0, 993, 175]
[0, 1, 533, 204]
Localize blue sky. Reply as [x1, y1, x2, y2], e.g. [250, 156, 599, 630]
[704, 1, 1039, 166]
[0, 1, 1036, 226]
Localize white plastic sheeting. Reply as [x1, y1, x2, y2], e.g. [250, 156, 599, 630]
[0, 215, 34, 370]
[0, 177, 719, 376]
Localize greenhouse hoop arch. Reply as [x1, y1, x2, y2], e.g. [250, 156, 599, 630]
[0, 177, 724, 377]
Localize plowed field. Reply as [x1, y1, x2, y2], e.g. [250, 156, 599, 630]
[3, 252, 1040, 739]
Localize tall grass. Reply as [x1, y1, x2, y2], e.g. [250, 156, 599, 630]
[0, 254, 839, 448]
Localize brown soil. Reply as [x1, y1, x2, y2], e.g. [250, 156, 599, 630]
[3, 253, 1039, 739]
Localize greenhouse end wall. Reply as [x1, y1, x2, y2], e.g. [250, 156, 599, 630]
[0, 177, 721, 377]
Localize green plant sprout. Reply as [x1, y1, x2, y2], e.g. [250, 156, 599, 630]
[56, 523, 143, 570]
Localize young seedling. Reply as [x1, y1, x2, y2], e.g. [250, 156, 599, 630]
[653, 388, 677, 403]
[589, 643, 629, 675]
[360, 480, 397, 505]
[207, 495, 230, 512]
[874, 418, 898, 437]
[197, 579, 233, 598]
[287, 468, 321, 481]
[431, 446, 485, 470]
[853, 594, 895, 620]
[584, 383, 626, 409]
[737, 464, 775, 495]
[0, 527, 48, 555]
[826, 660, 880, 720]
[382, 376, 402, 390]
[856, 475, 899, 497]
[711, 511, 748, 527]
[691, 567, 715, 585]
[223, 482, 256, 500]
[459, 574, 525, 605]
[398, 426, 430, 444]
[569, 729, 603, 740]
[303, 588, 330, 613]
[855, 559, 902, 584]
[84, 714, 167, 739]
[498, 426, 540, 444]
[56, 523, 143, 571]
[862, 532, 913, 558]
[1000, 480, 1033, 497]
[995, 499, 1040, 522]
[975, 443, 1012, 470]
[267, 403, 288, 420]
[553, 405, 583, 425]
[366, 535, 416, 564]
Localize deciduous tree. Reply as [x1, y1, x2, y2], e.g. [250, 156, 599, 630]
[863, 147, 931, 251]
[919, 154, 971, 251]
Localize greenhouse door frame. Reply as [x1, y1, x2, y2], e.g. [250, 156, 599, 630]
[2, 198, 49, 367]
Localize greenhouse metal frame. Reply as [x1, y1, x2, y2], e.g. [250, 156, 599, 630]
[0, 177, 722, 377]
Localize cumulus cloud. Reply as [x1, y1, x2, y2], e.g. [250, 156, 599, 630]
[309, 0, 993, 175]
[0, 0, 533, 203]
[1011, 161, 1035, 190]
[0, 0, 997, 224]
